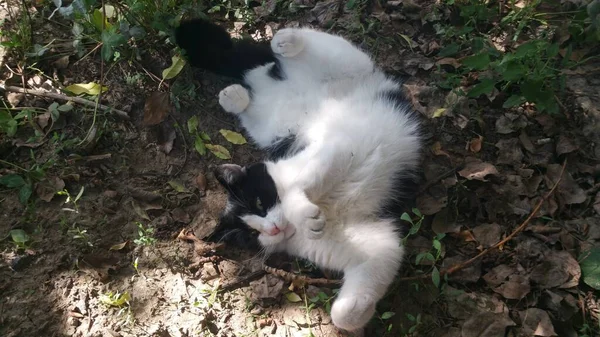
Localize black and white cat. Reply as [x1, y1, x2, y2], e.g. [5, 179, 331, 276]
[175, 20, 423, 331]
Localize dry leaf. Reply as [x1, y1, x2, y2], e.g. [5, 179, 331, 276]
[435, 57, 461, 68]
[35, 176, 65, 202]
[494, 275, 531, 300]
[195, 173, 207, 192]
[468, 135, 483, 153]
[168, 180, 189, 193]
[458, 158, 498, 181]
[109, 241, 128, 251]
[143, 91, 170, 126]
[431, 141, 450, 158]
[520, 308, 557, 337]
[461, 312, 515, 337]
[472, 223, 502, 247]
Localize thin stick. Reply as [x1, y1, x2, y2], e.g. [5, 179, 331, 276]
[400, 159, 568, 282]
[0, 85, 129, 119]
[263, 265, 341, 286]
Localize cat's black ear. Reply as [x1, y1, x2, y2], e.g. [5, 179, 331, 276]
[214, 164, 246, 186]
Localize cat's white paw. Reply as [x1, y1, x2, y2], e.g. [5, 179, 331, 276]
[271, 29, 305, 57]
[331, 294, 377, 331]
[218, 84, 250, 114]
[285, 198, 325, 239]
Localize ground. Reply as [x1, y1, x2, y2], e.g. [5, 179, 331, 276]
[1, 0, 600, 337]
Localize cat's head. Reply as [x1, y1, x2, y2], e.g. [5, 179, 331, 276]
[210, 163, 295, 249]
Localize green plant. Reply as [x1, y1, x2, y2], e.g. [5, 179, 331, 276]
[7, 229, 31, 250]
[67, 224, 93, 247]
[307, 289, 338, 314]
[58, 186, 85, 213]
[401, 208, 424, 244]
[133, 222, 157, 246]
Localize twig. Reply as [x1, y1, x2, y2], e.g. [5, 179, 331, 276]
[219, 270, 267, 292]
[263, 265, 341, 286]
[400, 159, 568, 282]
[66, 153, 112, 164]
[0, 85, 129, 119]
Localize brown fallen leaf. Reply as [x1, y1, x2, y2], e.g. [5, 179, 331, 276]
[530, 250, 581, 289]
[494, 274, 531, 300]
[431, 208, 461, 234]
[435, 57, 461, 68]
[544, 164, 587, 205]
[467, 135, 483, 153]
[143, 91, 170, 126]
[520, 308, 557, 337]
[177, 228, 224, 256]
[472, 223, 502, 248]
[431, 141, 451, 158]
[461, 312, 515, 337]
[458, 158, 499, 181]
[495, 138, 524, 165]
[195, 173, 207, 192]
[416, 185, 448, 215]
[556, 135, 578, 156]
[109, 241, 128, 251]
[171, 208, 190, 223]
[35, 176, 65, 202]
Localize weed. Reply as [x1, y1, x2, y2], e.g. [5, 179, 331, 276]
[7, 229, 31, 250]
[67, 225, 93, 247]
[434, 0, 600, 114]
[133, 222, 157, 246]
[401, 208, 425, 244]
[58, 186, 85, 213]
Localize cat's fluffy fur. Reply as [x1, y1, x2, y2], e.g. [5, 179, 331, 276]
[176, 20, 422, 331]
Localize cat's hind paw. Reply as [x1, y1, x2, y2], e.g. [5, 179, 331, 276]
[218, 84, 250, 114]
[331, 294, 376, 331]
[271, 29, 305, 58]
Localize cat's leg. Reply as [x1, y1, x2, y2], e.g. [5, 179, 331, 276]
[270, 28, 374, 78]
[330, 221, 403, 331]
[218, 84, 250, 114]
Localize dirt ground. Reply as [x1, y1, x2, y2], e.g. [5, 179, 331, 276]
[1, 1, 600, 337]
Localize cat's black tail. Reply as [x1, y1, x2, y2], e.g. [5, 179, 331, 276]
[175, 19, 276, 79]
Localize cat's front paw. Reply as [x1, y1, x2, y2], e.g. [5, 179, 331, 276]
[331, 294, 376, 331]
[271, 29, 305, 57]
[218, 84, 250, 114]
[286, 200, 325, 239]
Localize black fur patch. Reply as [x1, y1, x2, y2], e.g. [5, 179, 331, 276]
[175, 19, 277, 79]
[267, 59, 285, 80]
[208, 163, 279, 248]
[265, 135, 304, 160]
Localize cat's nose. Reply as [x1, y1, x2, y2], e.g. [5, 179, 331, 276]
[267, 225, 281, 236]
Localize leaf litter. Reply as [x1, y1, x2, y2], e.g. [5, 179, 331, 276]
[1, 1, 600, 337]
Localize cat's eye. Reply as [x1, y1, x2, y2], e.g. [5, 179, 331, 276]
[256, 198, 263, 211]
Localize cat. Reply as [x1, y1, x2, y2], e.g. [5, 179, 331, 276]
[175, 19, 423, 331]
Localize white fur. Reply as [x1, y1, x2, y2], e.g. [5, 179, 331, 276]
[218, 28, 421, 331]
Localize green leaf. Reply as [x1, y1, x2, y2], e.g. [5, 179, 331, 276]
[65, 82, 108, 96]
[580, 247, 600, 290]
[162, 55, 186, 80]
[167, 180, 189, 193]
[219, 129, 247, 145]
[91, 9, 113, 32]
[194, 136, 206, 156]
[0, 174, 26, 188]
[101, 30, 127, 61]
[400, 212, 413, 224]
[412, 208, 422, 217]
[503, 95, 526, 108]
[206, 144, 231, 160]
[432, 266, 441, 288]
[6, 119, 17, 136]
[514, 41, 539, 58]
[502, 62, 527, 81]
[433, 239, 442, 251]
[438, 43, 459, 57]
[99, 291, 130, 307]
[19, 184, 32, 204]
[187, 116, 199, 134]
[461, 52, 490, 70]
[285, 292, 302, 303]
[467, 78, 496, 98]
[58, 104, 74, 112]
[200, 131, 211, 142]
[10, 229, 30, 244]
[381, 312, 395, 320]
